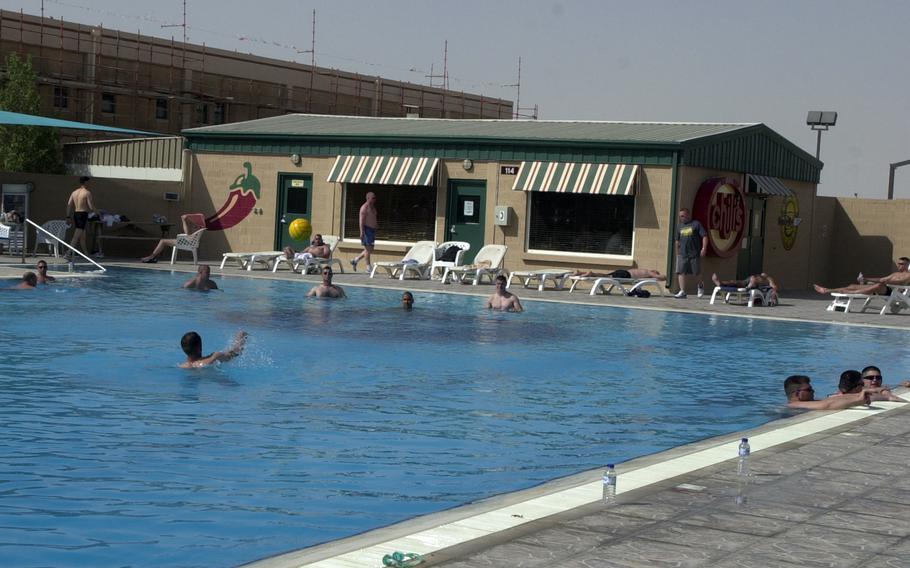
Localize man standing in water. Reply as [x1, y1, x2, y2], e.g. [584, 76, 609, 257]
[65, 176, 97, 259]
[307, 267, 346, 298]
[351, 192, 377, 273]
[485, 275, 524, 312]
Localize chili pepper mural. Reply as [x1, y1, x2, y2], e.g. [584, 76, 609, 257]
[205, 162, 261, 231]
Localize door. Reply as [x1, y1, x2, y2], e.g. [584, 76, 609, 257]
[736, 195, 766, 280]
[445, 180, 486, 264]
[275, 174, 313, 250]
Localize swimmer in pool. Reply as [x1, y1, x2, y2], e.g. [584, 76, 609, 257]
[785, 374, 870, 410]
[307, 266, 346, 298]
[401, 291, 414, 310]
[485, 274, 523, 312]
[36, 260, 56, 284]
[180, 330, 247, 368]
[183, 264, 218, 291]
[11, 271, 38, 290]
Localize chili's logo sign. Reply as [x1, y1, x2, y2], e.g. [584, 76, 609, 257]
[778, 196, 800, 251]
[692, 177, 746, 258]
[205, 162, 261, 231]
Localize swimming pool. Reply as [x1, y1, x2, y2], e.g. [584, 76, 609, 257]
[2, 267, 908, 567]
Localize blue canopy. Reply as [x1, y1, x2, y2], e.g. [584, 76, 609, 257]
[0, 110, 157, 136]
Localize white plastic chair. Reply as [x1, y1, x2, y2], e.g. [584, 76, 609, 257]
[441, 244, 507, 285]
[430, 241, 470, 280]
[272, 235, 344, 274]
[370, 240, 437, 280]
[170, 228, 206, 265]
[33, 219, 70, 257]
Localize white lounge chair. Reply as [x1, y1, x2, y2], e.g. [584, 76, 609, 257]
[588, 277, 665, 297]
[272, 235, 343, 274]
[33, 219, 69, 257]
[441, 244, 507, 285]
[170, 228, 206, 265]
[430, 241, 470, 280]
[826, 293, 879, 313]
[507, 269, 572, 292]
[709, 286, 774, 307]
[879, 285, 910, 315]
[370, 240, 436, 280]
[220, 251, 285, 271]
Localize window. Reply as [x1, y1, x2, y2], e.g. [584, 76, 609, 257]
[53, 86, 69, 109]
[197, 103, 209, 124]
[101, 92, 116, 114]
[528, 192, 634, 256]
[213, 102, 227, 124]
[343, 183, 436, 242]
[155, 98, 168, 120]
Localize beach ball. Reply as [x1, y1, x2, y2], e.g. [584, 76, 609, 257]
[288, 218, 312, 241]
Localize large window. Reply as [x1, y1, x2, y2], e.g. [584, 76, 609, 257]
[101, 92, 116, 114]
[528, 192, 634, 256]
[344, 183, 436, 242]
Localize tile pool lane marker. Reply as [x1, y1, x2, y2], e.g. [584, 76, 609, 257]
[252, 401, 905, 568]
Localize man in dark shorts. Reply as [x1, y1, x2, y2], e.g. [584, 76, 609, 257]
[65, 176, 96, 259]
[674, 208, 708, 299]
[351, 192, 377, 273]
[814, 257, 910, 295]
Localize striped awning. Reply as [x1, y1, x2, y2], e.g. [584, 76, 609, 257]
[512, 162, 639, 195]
[327, 155, 438, 186]
[750, 174, 795, 197]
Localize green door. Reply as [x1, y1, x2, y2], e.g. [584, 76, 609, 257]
[445, 180, 486, 264]
[275, 174, 313, 250]
[736, 195, 766, 280]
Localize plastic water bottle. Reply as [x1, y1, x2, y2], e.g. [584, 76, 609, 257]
[697, 282, 705, 298]
[737, 438, 750, 477]
[858, 272, 865, 284]
[602, 464, 617, 504]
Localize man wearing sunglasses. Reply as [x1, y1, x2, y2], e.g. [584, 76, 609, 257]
[814, 257, 910, 295]
[307, 266, 346, 299]
[861, 366, 908, 402]
[785, 375, 870, 410]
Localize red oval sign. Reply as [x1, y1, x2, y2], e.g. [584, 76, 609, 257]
[692, 177, 746, 258]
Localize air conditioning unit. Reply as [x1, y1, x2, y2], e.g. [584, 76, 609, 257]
[163, 192, 180, 201]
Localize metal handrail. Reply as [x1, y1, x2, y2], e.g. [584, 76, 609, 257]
[25, 218, 106, 272]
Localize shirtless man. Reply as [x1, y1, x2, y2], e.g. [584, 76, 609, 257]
[140, 214, 205, 263]
[11, 272, 37, 290]
[814, 257, 910, 295]
[65, 176, 97, 258]
[571, 268, 667, 281]
[860, 365, 908, 402]
[712, 272, 780, 305]
[179, 330, 247, 368]
[35, 260, 56, 284]
[486, 274, 524, 312]
[401, 291, 414, 310]
[307, 266, 346, 298]
[785, 375, 870, 410]
[351, 192, 377, 273]
[283, 233, 330, 262]
[183, 264, 218, 291]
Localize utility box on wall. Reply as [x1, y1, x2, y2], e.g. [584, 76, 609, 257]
[494, 206, 512, 227]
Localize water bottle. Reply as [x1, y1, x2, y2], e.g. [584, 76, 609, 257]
[737, 438, 750, 477]
[858, 272, 865, 284]
[602, 464, 617, 504]
[697, 282, 705, 298]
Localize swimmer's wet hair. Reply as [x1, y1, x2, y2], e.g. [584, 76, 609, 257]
[181, 331, 202, 356]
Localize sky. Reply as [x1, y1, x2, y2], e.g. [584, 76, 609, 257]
[3, 0, 909, 198]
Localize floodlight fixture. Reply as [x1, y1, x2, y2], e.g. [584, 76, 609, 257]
[806, 109, 838, 160]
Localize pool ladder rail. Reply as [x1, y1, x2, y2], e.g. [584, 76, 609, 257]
[25, 218, 106, 272]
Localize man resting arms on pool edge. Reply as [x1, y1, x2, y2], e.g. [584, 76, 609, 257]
[180, 330, 247, 368]
[785, 374, 871, 410]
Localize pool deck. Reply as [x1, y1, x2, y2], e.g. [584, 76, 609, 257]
[6, 255, 910, 567]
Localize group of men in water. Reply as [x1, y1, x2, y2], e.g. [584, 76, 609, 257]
[784, 367, 910, 410]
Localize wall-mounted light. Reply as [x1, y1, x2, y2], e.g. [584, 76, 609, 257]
[291, 153, 302, 165]
[462, 159, 473, 171]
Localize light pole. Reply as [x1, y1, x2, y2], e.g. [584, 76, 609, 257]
[887, 159, 910, 200]
[806, 111, 837, 160]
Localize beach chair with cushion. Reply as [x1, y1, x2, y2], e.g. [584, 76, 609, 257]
[879, 285, 910, 315]
[589, 277, 665, 297]
[506, 269, 573, 292]
[370, 240, 437, 280]
[430, 241, 470, 280]
[33, 219, 69, 257]
[441, 244, 507, 285]
[272, 235, 343, 274]
[220, 251, 285, 271]
[170, 228, 206, 265]
[710, 286, 775, 307]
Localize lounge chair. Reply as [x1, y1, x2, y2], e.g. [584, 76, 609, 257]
[370, 240, 436, 280]
[585, 277, 665, 297]
[506, 269, 572, 292]
[826, 293, 879, 313]
[33, 219, 69, 257]
[272, 235, 343, 274]
[429, 241, 470, 280]
[710, 286, 774, 307]
[441, 244, 507, 285]
[220, 251, 285, 271]
[879, 285, 910, 315]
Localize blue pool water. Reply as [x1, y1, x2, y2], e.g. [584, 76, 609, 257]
[2, 267, 909, 567]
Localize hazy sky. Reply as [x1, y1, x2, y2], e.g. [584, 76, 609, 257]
[4, 0, 909, 198]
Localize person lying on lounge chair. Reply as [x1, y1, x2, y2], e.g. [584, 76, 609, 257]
[814, 257, 910, 295]
[283, 233, 330, 262]
[140, 214, 205, 263]
[785, 374, 870, 410]
[711, 272, 779, 305]
[570, 268, 667, 281]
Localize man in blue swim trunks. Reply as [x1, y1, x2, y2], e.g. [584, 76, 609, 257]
[351, 191, 377, 273]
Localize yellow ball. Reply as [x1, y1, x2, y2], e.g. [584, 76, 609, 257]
[288, 218, 312, 241]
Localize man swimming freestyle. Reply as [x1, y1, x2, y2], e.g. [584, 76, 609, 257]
[180, 330, 247, 368]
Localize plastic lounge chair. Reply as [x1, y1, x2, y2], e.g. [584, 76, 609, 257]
[506, 269, 572, 292]
[430, 241, 470, 280]
[441, 244, 507, 285]
[709, 286, 773, 307]
[879, 285, 910, 315]
[826, 293, 878, 313]
[273, 235, 343, 274]
[33, 219, 69, 257]
[370, 240, 436, 280]
[590, 277, 664, 297]
[170, 228, 206, 265]
[220, 251, 285, 271]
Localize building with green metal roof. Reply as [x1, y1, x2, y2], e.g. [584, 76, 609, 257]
[182, 114, 821, 290]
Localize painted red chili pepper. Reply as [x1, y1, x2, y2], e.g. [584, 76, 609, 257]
[205, 162, 261, 231]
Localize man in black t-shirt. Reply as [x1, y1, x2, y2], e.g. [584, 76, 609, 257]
[674, 208, 708, 299]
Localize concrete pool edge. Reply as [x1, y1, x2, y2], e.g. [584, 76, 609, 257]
[240, 400, 910, 568]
